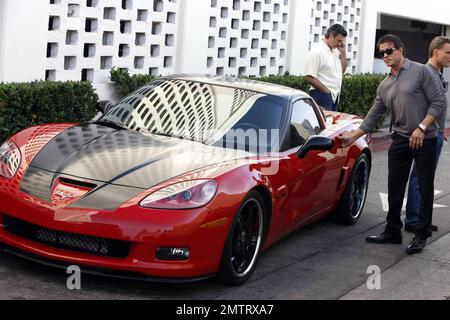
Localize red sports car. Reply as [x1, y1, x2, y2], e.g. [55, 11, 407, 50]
[0, 75, 371, 285]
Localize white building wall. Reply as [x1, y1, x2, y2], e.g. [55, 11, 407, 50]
[0, 0, 365, 100]
[2, 0, 449, 118]
[308, 0, 363, 74]
[1, 1, 449, 80]
[44, 0, 181, 81]
[203, 0, 291, 77]
[3, 0, 448, 103]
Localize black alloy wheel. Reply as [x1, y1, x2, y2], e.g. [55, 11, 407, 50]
[219, 191, 266, 286]
[335, 153, 370, 225]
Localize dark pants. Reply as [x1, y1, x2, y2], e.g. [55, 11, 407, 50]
[309, 90, 339, 111]
[386, 132, 437, 240]
[405, 132, 444, 226]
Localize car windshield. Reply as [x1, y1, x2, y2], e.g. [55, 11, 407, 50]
[98, 79, 287, 152]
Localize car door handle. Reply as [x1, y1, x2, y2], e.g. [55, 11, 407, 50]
[277, 186, 288, 199]
[279, 191, 288, 199]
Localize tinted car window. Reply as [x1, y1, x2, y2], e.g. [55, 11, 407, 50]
[290, 99, 322, 148]
[98, 79, 287, 152]
[211, 95, 287, 153]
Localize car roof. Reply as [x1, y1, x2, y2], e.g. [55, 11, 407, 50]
[160, 74, 309, 100]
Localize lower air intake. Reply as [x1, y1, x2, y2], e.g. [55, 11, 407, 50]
[3, 215, 130, 258]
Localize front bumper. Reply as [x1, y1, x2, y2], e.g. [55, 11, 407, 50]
[0, 243, 215, 283]
[0, 188, 236, 281]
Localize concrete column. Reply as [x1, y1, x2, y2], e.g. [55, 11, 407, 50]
[358, 0, 378, 73]
[176, 0, 211, 74]
[286, 0, 313, 75]
[1, 0, 49, 82]
[0, 0, 6, 82]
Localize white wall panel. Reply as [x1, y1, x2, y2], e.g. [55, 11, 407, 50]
[4, 0, 450, 102]
[0, 0, 6, 81]
[308, 0, 363, 74]
[203, 0, 290, 77]
[44, 0, 181, 83]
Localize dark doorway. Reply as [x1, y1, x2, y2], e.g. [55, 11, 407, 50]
[375, 14, 443, 64]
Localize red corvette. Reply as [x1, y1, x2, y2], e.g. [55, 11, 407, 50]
[0, 75, 371, 285]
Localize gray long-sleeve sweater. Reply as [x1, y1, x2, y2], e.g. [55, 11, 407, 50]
[425, 63, 447, 134]
[360, 59, 445, 139]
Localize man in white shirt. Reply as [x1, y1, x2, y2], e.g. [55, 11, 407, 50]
[304, 24, 348, 111]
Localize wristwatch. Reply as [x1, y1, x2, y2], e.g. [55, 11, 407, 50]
[418, 123, 427, 133]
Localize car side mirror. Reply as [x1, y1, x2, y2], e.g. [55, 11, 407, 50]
[297, 136, 334, 159]
[97, 100, 114, 114]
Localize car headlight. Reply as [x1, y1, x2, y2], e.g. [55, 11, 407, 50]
[140, 180, 218, 210]
[0, 140, 22, 179]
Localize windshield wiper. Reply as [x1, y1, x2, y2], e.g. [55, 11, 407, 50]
[151, 132, 177, 138]
[93, 120, 125, 130]
[150, 132, 206, 144]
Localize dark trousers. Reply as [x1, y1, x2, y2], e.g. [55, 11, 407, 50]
[405, 132, 444, 226]
[386, 132, 437, 240]
[309, 90, 339, 111]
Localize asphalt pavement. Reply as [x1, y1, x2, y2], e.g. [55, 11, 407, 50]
[341, 119, 450, 300]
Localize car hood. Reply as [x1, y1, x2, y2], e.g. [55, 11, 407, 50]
[26, 123, 249, 190]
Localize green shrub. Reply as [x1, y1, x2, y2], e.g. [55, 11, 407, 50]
[0, 81, 98, 142]
[340, 73, 387, 118]
[252, 73, 387, 122]
[110, 67, 156, 96]
[250, 75, 310, 92]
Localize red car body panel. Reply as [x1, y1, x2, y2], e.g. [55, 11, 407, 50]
[0, 78, 370, 281]
[0, 116, 368, 280]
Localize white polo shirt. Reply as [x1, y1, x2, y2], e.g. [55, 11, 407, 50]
[304, 40, 343, 103]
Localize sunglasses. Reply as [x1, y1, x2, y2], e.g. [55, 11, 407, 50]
[377, 48, 397, 58]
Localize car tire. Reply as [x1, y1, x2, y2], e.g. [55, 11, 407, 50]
[334, 153, 370, 225]
[218, 191, 266, 286]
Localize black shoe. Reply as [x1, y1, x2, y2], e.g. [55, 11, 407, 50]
[406, 237, 427, 255]
[366, 232, 402, 244]
[404, 224, 416, 233]
[429, 224, 438, 232]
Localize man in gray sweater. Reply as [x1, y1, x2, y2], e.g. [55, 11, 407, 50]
[339, 34, 445, 254]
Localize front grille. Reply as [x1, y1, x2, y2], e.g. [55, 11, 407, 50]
[3, 215, 130, 258]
